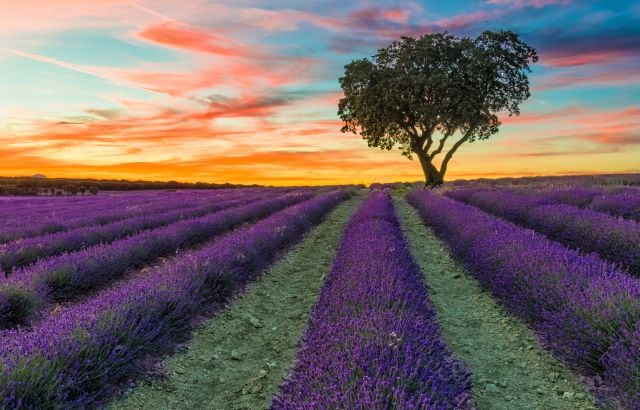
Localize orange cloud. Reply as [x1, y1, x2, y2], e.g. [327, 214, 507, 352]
[137, 21, 251, 57]
[188, 95, 291, 120]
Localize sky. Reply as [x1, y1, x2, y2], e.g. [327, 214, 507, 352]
[1, 0, 639, 185]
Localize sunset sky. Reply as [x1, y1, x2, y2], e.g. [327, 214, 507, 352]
[1, 0, 639, 185]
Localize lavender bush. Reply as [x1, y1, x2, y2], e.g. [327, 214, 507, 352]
[0, 190, 350, 408]
[531, 187, 603, 207]
[587, 193, 640, 222]
[500, 186, 640, 222]
[445, 188, 551, 226]
[408, 190, 640, 405]
[272, 191, 472, 409]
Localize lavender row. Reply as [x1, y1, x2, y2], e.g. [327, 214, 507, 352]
[0, 191, 187, 226]
[510, 186, 640, 221]
[0, 191, 199, 242]
[0, 188, 293, 230]
[446, 188, 640, 275]
[0, 189, 286, 273]
[0, 193, 129, 213]
[408, 190, 640, 406]
[523, 187, 604, 207]
[0, 193, 196, 243]
[0, 192, 242, 272]
[588, 193, 640, 221]
[0, 191, 315, 328]
[0, 189, 351, 408]
[0, 189, 262, 243]
[272, 191, 472, 409]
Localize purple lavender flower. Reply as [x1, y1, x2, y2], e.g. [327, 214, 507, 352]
[588, 193, 640, 222]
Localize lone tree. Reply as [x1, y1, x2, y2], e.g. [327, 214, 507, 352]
[338, 30, 538, 187]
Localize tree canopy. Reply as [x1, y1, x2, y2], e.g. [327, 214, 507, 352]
[338, 30, 538, 186]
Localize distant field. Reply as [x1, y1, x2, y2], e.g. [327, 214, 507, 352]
[1, 175, 640, 408]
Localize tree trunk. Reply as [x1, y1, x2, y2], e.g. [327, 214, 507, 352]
[416, 150, 443, 188]
[429, 169, 443, 188]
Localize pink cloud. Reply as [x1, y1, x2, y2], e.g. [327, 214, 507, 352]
[436, 10, 504, 30]
[111, 67, 223, 96]
[236, 5, 416, 36]
[486, 0, 572, 7]
[381, 8, 412, 24]
[542, 50, 636, 67]
[575, 107, 640, 127]
[503, 106, 640, 154]
[501, 107, 589, 125]
[539, 33, 640, 68]
[580, 131, 640, 146]
[237, 8, 344, 32]
[0, 0, 132, 33]
[348, 6, 412, 26]
[535, 66, 640, 90]
[131, 20, 316, 95]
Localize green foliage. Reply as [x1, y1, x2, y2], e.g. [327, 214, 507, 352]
[43, 267, 75, 300]
[0, 284, 38, 327]
[339, 30, 538, 185]
[0, 176, 257, 196]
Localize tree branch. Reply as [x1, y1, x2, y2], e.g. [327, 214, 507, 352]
[421, 122, 438, 154]
[410, 124, 420, 139]
[423, 135, 433, 154]
[428, 129, 454, 161]
[439, 125, 476, 177]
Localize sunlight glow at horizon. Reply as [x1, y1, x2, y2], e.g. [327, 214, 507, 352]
[1, 0, 639, 185]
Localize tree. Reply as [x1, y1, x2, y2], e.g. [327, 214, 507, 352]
[338, 30, 538, 187]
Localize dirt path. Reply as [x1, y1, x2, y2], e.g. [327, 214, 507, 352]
[395, 198, 596, 410]
[109, 195, 362, 410]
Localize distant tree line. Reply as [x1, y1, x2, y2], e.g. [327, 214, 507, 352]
[449, 173, 640, 188]
[0, 176, 261, 196]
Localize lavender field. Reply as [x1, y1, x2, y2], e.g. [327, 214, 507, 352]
[1, 177, 640, 409]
